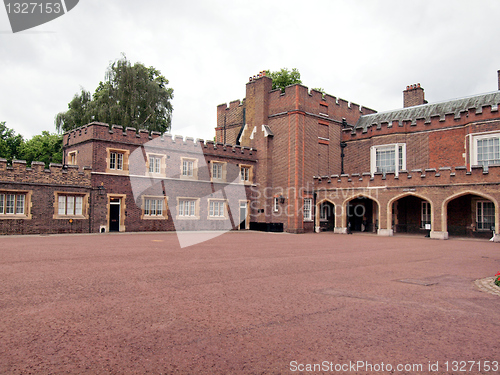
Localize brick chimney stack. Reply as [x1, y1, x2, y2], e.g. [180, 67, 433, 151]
[403, 83, 427, 108]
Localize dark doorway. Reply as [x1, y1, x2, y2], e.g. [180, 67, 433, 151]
[109, 199, 121, 232]
[319, 201, 335, 231]
[392, 196, 430, 234]
[239, 202, 247, 230]
[447, 194, 495, 239]
[347, 197, 375, 232]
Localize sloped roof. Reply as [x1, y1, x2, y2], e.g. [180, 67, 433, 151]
[355, 91, 500, 131]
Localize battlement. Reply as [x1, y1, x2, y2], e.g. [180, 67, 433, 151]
[267, 83, 376, 125]
[64, 122, 254, 157]
[313, 164, 500, 189]
[140, 134, 257, 160]
[64, 122, 162, 146]
[0, 158, 91, 186]
[346, 91, 500, 140]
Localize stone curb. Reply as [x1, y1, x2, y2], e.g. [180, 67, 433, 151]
[474, 277, 500, 296]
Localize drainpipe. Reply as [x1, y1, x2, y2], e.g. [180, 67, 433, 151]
[340, 142, 347, 175]
[313, 190, 317, 233]
[223, 114, 227, 145]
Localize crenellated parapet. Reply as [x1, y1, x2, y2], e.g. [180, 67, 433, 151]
[267, 83, 376, 125]
[0, 158, 91, 186]
[346, 91, 500, 140]
[313, 164, 500, 189]
[64, 122, 255, 155]
[64, 122, 161, 146]
[140, 134, 257, 161]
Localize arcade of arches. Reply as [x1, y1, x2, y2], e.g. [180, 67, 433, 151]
[315, 188, 500, 241]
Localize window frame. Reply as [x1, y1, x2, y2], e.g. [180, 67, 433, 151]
[142, 195, 168, 220]
[106, 148, 130, 175]
[180, 158, 198, 180]
[0, 190, 31, 219]
[470, 132, 500, 168]
[208, 199, 227, 219]
[53, 192, 89, 219]
[370, 143, 406, 176]
[147, 154, 165, 176]
[211, 161, 226, 182]
[68, 150, 77, 165]
[273, 197, 279, 213]
[177, 197, 199, 220]
[421, 201, 431, 229]
[476, 200, 495, 231]
[239, 164, 253, 184]
[303, 198, 313, 221]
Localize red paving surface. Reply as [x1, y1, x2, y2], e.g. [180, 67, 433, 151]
[0, 231, 499, 374]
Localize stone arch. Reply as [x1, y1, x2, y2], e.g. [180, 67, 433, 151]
[342, 194, 381, 233]
[316, 198, 337, 231]
[387, 192, 434, 232]
[442, 190, 499, 235]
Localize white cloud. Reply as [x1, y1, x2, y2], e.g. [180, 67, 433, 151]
[1, 0, 499, 141]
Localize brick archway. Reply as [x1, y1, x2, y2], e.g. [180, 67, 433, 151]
[387, 192, 433, 234]
[342, 194, 380, 233]
[442, 191, 499, 236]
[316, 198, 336, 232]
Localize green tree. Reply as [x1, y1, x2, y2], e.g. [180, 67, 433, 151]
[265, 68, 302, 92]
[54, 88, 93, 132]
[0, 122, 24, 162]
[19, 131, 63, 167]
[56, 55, 174, 133]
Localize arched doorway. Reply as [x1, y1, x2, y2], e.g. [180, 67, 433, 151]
[445, 193, 496, 239]
[391, 195, 431, 235]
[346, 196, 378, 233]
[317, 200, 335, 231]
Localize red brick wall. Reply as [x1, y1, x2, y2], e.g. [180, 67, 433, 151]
[0, 160, 92, 235]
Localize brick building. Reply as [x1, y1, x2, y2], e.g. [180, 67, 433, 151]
[0, 159, 92, 234]
[217, 70, 500, 240]
[0, 123, 256, 235]
[2, 70, 500, 241]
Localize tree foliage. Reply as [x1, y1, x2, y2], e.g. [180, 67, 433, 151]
[19, 131, 62, 166]
[54, 88, 93, 131]
[55, 55, 174, 134]
[0, 122, 23, 162]
[265, 68, 302, 92]
[0, 122, 62, 166]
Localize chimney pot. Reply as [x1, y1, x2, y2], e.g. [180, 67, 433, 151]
[403, 83, 425, 108]
[497, 70, 500, 90]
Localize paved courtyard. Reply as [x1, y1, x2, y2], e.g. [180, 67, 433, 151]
[0, 231, 499, 374]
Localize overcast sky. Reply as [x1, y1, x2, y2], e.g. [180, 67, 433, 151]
[1, 0, 500, 141]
